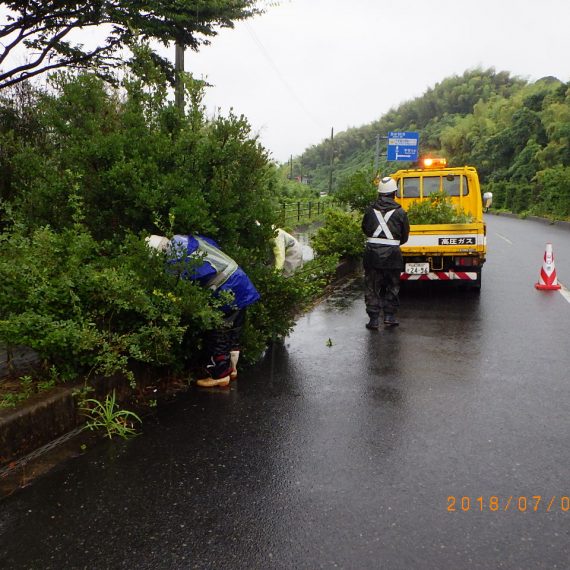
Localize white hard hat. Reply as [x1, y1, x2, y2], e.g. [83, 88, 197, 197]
[145, 235, 169, 251]
[378, 176, 398, 194]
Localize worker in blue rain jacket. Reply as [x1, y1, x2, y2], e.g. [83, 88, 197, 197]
[146, 234, 260, 387]
[361, 176, 410, 329]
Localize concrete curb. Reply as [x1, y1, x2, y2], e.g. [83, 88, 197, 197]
[0, 369, 184, 497]
[0, 363, 176, 467]
[488, 211, 570, 231]
[0, 386, 80, 466]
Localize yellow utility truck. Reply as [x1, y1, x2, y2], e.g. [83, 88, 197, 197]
[391, 158, 486, 290]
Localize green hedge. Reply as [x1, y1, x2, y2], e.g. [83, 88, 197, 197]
[0, 70, 340, 392]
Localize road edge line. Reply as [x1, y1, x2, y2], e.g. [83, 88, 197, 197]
[558, 282, 570, 304]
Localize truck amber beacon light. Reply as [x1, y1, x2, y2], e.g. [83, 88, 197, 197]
[419, 157, 447, 169]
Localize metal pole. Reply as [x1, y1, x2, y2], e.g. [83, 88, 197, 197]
[374, 134, 380, 173]
[175, 42, 185, 112]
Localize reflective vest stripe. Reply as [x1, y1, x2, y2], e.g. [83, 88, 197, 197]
[195, 237, 238, 291]
[372, 209, 396, 240]
[366, 237, 400, 245]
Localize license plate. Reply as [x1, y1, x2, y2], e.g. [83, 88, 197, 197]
[405, 262, 429, 275]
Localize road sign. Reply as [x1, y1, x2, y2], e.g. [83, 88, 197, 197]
[387, 131, 419, 161]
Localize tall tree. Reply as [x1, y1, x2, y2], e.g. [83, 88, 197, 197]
[0, 1, 265, 89]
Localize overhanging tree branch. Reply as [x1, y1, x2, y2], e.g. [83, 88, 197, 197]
[0, 40, 123, 89]
[0, 1, 266, 90]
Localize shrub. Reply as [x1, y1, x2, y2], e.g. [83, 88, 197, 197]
[0, 68, 345, 397]
[0, 219, 221, 383]
[406, 191, 473, 224]
[311, 209, 364, 259]
[533, 166, 570, 219]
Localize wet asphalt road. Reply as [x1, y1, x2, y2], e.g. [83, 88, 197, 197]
[1, 215, 569, 569]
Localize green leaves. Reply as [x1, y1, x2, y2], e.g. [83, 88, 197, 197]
[0, 221, 213, 381]
[534, 166, 570, 218]
[0, 68, 341, 395]
[81, 390, 142, 440]
[311, 209, 363, 259]
[1, 71, 278, 246]
[288, 69, 570, 222]
[297, 68, 527, 194]
[1, 1, 264, 89]
[406, 191, 473, 225]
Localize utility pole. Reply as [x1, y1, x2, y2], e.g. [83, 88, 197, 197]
[374, 133, 380, 174]
[175, 42, 185, 113]
[328, 127, 334, 194]
[374, 134, 389, 177]
[290, 155, 293, 179]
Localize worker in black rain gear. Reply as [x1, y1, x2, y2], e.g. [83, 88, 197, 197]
[361, 176, 410, 329]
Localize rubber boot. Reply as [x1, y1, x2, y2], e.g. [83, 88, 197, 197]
[230, 350, 240, 381]
[196, 354, 231, 387]
[383, 314, 399, 327]
[366, 313, 380, 330]
[196, 374, 230, 388]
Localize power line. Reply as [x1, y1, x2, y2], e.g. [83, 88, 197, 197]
[244, 21, 325, 132]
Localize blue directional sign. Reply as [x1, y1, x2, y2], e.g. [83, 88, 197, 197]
[387, 131, 419, 161]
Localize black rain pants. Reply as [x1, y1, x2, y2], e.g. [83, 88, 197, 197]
[364, 267, 401, 317]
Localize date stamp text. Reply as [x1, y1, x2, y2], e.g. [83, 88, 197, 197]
[447, 495, 569, 512]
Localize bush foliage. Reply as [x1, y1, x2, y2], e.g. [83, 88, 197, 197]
[0, 68, 339, 392]
[406, 191, 474, 225]
[311, 209, 363, 259]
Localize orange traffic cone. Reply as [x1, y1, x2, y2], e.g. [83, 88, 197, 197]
[535, 243, 561, 290]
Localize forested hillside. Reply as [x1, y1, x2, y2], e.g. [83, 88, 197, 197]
[290, 68, 570, 219]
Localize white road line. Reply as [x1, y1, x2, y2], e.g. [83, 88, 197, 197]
[559, 282, 570, 304]
[496, 233, 513, 245]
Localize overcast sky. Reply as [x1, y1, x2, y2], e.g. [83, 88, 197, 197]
[159, 0, 570, 163]
[3, 1, 569, 164]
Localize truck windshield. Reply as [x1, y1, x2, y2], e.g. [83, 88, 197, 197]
[401, 175, 470, 198]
